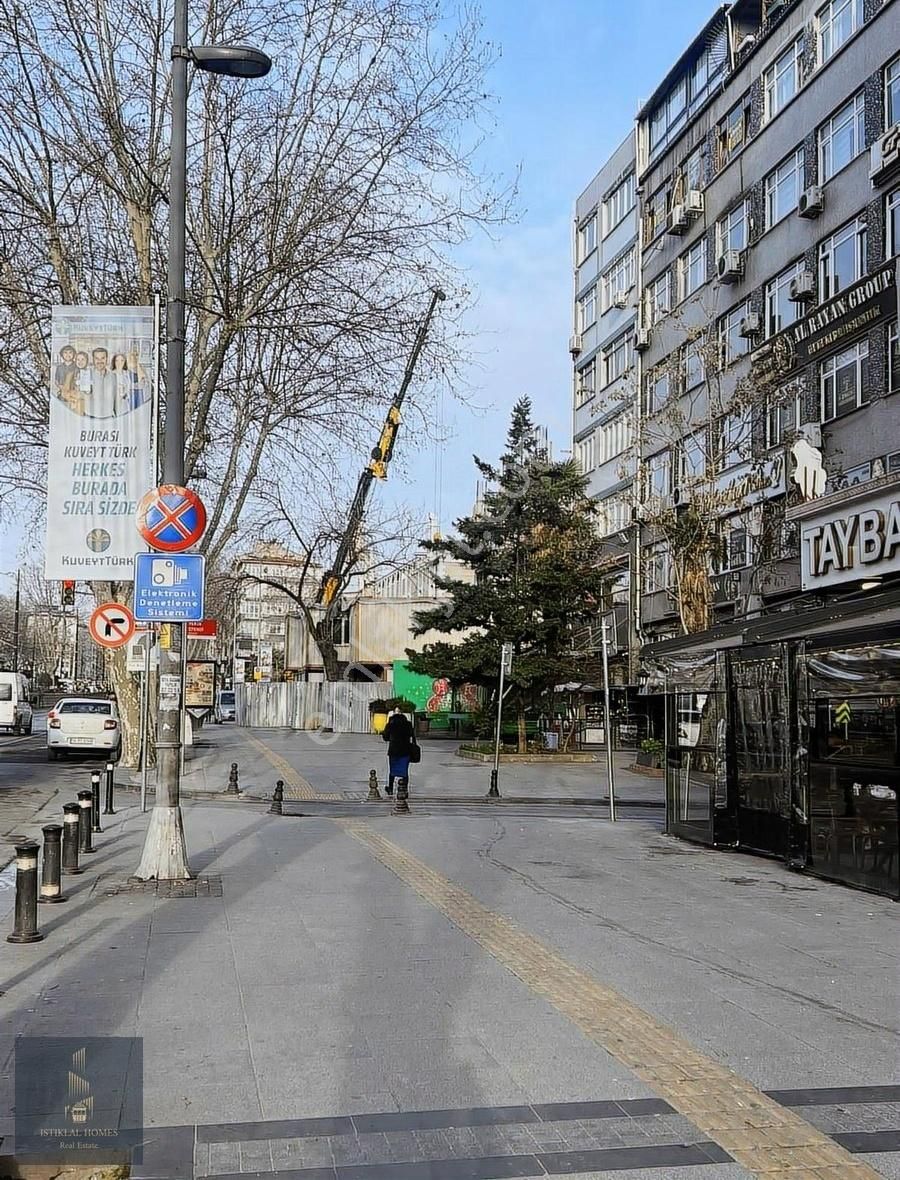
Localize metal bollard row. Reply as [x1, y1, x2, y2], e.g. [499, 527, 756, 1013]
[7, 767, 116, 944]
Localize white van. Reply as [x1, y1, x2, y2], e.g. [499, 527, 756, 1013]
[0, 672, 34, 735]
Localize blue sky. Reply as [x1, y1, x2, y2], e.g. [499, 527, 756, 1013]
[0, 0, 717, 588]
[394, 0, 717, 534]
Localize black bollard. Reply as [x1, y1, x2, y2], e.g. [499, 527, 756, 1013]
[268, 780, 284, 815]
[103, 760, 116, 815]
[39, 825, 67, 904]
[226, 762, 240, 794]
[392, 777, 411, 816]
[488, 769, 500, 799]
[7, 840, 43, 944]
[61, 803, 83, 875]
[367, 769, 381, 801]
[77, 789, 95, 854]
[90, 771, 102, 833]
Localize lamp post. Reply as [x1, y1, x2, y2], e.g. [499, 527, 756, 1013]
[134, 0, 271, 881]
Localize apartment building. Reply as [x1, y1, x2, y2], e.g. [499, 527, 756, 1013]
[230, 542, 320, 679]
[571, 134, 640, 674]
[571, 0, 900, 895]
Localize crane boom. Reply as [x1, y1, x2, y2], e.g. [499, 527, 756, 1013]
[318, 288, 446, 608]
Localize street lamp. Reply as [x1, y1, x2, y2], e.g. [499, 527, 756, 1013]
[135, 2, 271, 881]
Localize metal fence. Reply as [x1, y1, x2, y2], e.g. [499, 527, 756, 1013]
[235, 681, 384, 732]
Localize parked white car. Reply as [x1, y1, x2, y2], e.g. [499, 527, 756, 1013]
[47, 698, 121, 760]
[0, 672, 33, 735]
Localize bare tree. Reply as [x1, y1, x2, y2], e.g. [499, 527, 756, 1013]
[0, 0, 514, 774]
[230, 480, 422, 680]
[611, 294, 795, 635]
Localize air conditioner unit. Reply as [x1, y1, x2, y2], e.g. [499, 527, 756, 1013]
[788, 271, 815, 302]
[635, 328, 652, 351]
[685, 190, 704, 216]
[738, 311, 761, 338]
[667, 204, 690, 235]
[798, 185, 824, 219]
[717, 250, 744, 284]
[613, 291, 630, 310]
[671, 485, 692, 509]
[569, 333, 583, 356]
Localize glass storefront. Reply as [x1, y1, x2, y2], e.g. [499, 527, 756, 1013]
[807, 671, 899, 896]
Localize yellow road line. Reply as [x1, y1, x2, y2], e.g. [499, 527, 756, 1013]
[243, 733, 343, 801]
[341, 821, 881, 1180]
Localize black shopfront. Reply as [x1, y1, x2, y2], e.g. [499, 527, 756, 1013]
[646, 595, 900, 899]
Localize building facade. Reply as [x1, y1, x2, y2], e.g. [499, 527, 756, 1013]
[572, 0, 900, 895]
[229, 542, 320, 681]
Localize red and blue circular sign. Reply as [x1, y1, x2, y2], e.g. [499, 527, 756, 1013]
[136, 485, 207, 552]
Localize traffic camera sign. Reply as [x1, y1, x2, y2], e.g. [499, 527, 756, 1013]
[89, 602, 136, 649]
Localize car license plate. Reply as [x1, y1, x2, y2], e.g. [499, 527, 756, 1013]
[68, 737, 93, 745]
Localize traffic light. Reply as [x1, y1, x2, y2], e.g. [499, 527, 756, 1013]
[62, 580, 75, 606]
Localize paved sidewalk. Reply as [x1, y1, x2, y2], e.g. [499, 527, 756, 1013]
[0, 727, 896, 1180]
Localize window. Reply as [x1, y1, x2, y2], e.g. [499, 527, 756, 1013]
[644, 365, 671, 415]
[717, 201, 748, 256]
[718, 408, 751, 469]
[601, 248, 635, 312]
[577, 215, 597, 262]
[598, 413, 634, 464]
[764, 149, 803, 229]
[575, 358, 596, 407]
[717, 514, 754, 573]
[763, 38, 802, 121]
[58, 701, 112, 715]
[576, 434, 596, 473]
[715, 93, 751, 171]
[887, 190, 900, 258]
[646, 271, 671, 325]
[649, 79, 688, 154]
[645, 542, 672, 593]
[603, 332, 631, 385]
[817, 0, 864, 63]
[765, 260, 805, 337]
[820, 339, 869, 420]
[646, 449, 672, 499]
[643, 183, 668, 241]
[889, 322, 899, 394]
[765, 383, 802, 447]
[818, 92, 865, 182]
[578, 284, 597, 331]
[818, 217, 866, 301]
[684, 338, 706, 389]
[603, 173, 635, 235]
[719, 302, 752, 367]
[599, 495, 631, 536]
[681, 431, 706, 481]
[888, 57, 900, 128]
[679, 239, 706, 300]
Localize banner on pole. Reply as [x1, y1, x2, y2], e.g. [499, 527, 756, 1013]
[45, 306, 155, 580]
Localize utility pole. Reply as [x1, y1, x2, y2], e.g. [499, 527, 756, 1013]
[133, 0, 270, 881]
[12, 570, 20, 672]
[601, 618, 617, 822]
[488, 643, 513, 799]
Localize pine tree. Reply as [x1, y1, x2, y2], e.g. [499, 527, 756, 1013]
[409, 397, 610, 752]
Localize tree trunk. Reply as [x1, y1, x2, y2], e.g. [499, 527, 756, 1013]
[517, 702, 527, 754]
[313, 618, 341, 681]
[106, 647, 142, 768]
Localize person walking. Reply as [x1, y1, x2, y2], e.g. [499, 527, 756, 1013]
[382, 705, 415, 797]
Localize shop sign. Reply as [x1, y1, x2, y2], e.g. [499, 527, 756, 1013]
[801, 486, 900, 589]
[870, 123, 900, 186]
[714, 454, 784, 508]
[752, 262, 898, 385]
